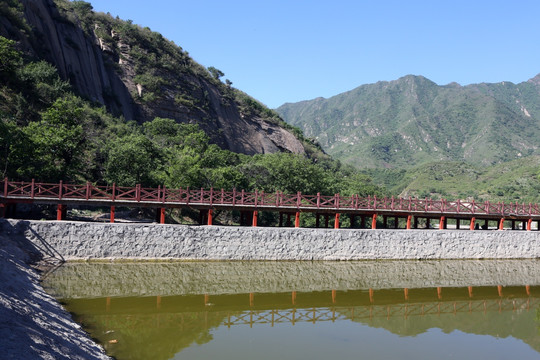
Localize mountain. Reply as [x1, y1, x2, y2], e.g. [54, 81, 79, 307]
[277, 74, 540, 169]
[0, 0, 305, 155]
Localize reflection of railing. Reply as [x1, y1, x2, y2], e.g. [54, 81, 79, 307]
[224, 297, 539, 328]
[94, 297, 540, 331]
[224, 298, 540, 327]
[225, 307, 349, 327]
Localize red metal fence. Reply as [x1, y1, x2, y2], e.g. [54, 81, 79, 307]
[2, 178, 540, 218]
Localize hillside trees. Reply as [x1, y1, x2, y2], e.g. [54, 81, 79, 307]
[23, 96, 85, 180]
[0, 35, 384, 205]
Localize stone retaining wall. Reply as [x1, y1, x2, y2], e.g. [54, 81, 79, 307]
[2, 219, 539, 260]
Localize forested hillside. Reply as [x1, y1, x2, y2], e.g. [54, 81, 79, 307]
[0, 0, 382, 207]
[277, 75, 540, 169]
[0, 0, 310, 155]
[277, 74, 540, 203]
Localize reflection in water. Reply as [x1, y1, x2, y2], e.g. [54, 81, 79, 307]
[43, 262, 540, 360]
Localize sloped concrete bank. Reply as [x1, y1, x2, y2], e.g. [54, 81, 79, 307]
[0, 233, 110, 359]
[1, 219, 539, 260]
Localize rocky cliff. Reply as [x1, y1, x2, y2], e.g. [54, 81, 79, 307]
[0, 0, 304, 155]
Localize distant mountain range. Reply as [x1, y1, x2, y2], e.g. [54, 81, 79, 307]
[277, 74, 540, 169]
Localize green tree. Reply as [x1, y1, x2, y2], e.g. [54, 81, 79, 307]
[0, 116, 31, 179]
[23, 96, 86, 181]
[104, 133, 163, 186]
[143, 117, 183, 147]
[207, 66, 224, 80]
[18, 61, 70, 105]
[0, 36, 22, 80]
[164, 146, 204, 189]
[241, 153, 333, 195]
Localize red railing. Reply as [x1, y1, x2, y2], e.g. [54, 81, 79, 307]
[2, 178, 540, 217]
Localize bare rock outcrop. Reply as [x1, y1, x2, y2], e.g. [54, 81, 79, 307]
[0, 0, 304, 155]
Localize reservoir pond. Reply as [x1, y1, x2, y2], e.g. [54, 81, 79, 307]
[43, 260, 540, 359]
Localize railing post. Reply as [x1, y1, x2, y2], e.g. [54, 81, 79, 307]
[201, 188, 204, 203]
[136, 184, 141, 202]
[86, 181, 90, 200]
[317, 193, 320, 209]
[276, 191, 280, 207]
[232, 188, 236, 206]
[57, 204, 64, 221]
[3, 177, 7, 198]
[31, 179, 35, 199]
[335, 193, 340, 209]
[254, 190, 258, 207]
[157, 185, 161, 202]
[371, 213, 377, 229]
[241, 189, 245, 205]
[59, 180, 63, 199]
[210, 188, 214, 206]
[221, 189, 224, 204]
[297, 191, 301, 208]
[207, 209, 213, 226]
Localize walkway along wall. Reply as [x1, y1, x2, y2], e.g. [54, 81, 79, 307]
[2, 219, 539, 260]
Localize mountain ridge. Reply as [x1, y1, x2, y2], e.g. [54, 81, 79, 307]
[277, 73, 540, 169]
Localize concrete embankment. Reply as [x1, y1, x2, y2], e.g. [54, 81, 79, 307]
[0, 232, 110, 359]
[1, 218, 540, 260]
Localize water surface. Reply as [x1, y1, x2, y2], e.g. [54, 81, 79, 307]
[43, 261, 540, 360]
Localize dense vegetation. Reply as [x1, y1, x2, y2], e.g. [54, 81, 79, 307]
[0, 36, 382, 200]
[278, 75, 540, 203]
[53, 0, 318, 156]
[277, 75, 540, 169]
[366, 157, 540, 204]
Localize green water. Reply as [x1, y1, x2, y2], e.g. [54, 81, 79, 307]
[43, 261, 540, 360]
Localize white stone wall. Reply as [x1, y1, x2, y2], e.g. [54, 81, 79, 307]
[2, 219, 540, 261]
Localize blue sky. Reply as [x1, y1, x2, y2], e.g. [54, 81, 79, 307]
[86, 0, 540, 108]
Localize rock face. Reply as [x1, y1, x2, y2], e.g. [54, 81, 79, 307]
[0, 0, 304, 155]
